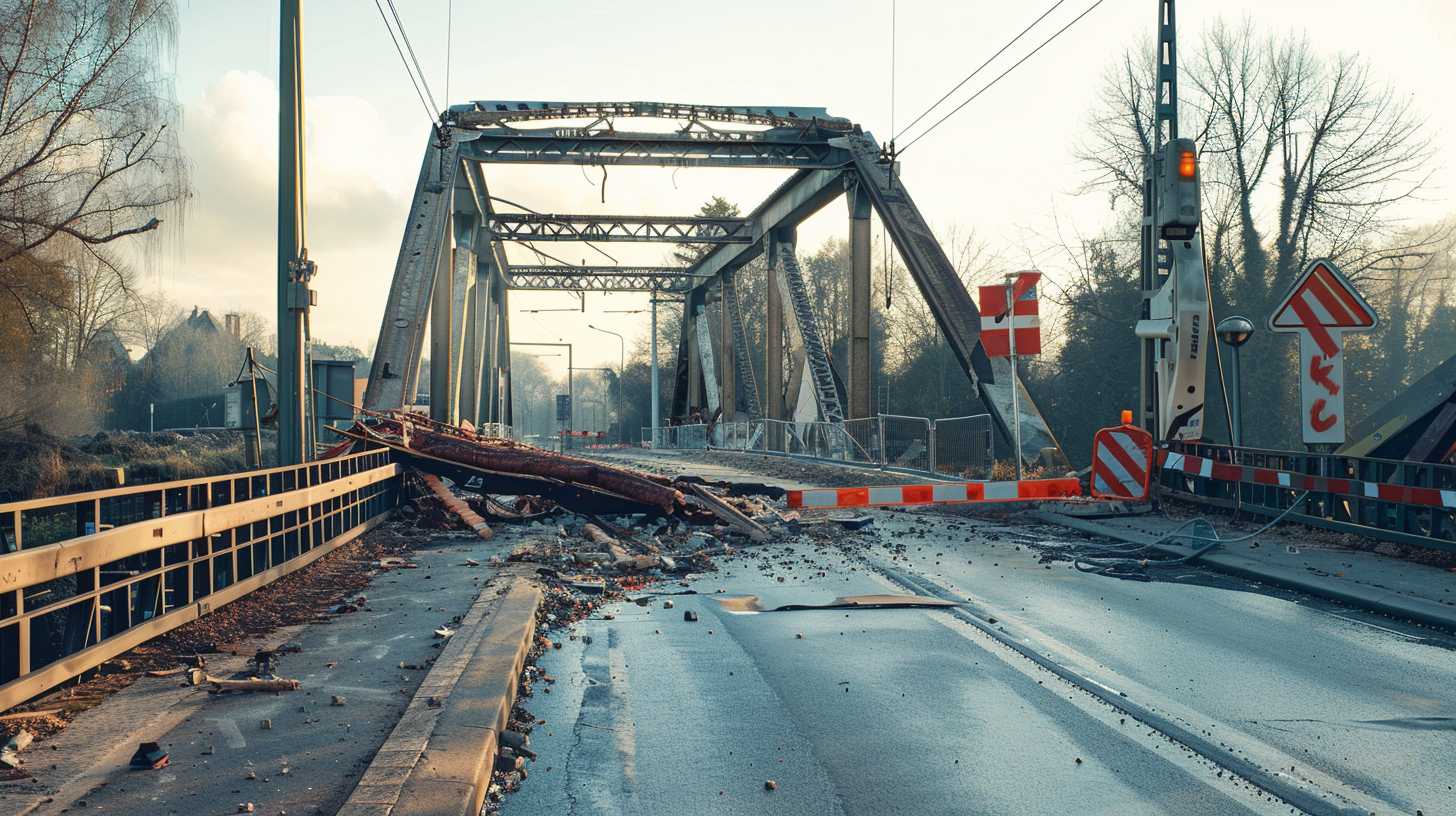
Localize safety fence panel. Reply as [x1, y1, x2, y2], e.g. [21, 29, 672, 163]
[931, 414, 994, 480]
[1157, 441, 1456, 552]
[648, 414, 976, 478]
[880, 414, 932, 473]
[0, 449, 399, 710]
[841, 418, 883, 465]
[719, 421, 753, 451]
[648, 424, 711, 450]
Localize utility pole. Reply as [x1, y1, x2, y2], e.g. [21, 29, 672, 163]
[1004, 274, 1023, 481]
[276, 0, 315, 466]
[650, 296, 659, 446]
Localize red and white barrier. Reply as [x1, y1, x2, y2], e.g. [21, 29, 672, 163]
[1090, 424, 1153, 501]
[786, 478, 1081, 510]
[1158, 450, 1456, 509]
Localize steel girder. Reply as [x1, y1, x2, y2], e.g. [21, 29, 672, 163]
[491, 214, 751, 244]
[460, 128, 848, 168]
[838, 132, 1065, 466]
[449, 100, 853, 131]
[364, 137, 461, 411]
[506, 266, 706, 293]
[685, 168, 848, 284]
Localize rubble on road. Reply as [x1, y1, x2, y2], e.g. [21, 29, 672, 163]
[0, 729, 33, 769]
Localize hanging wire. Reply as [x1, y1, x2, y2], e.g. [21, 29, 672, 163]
[371, 0, 438, 127]
[384, 0, 440, 114]
[899, 0, 1107, 153]
[893, 0, 1067, 144]
[444, 0, 453, 108]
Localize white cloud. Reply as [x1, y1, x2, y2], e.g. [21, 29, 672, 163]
[153, 70, 416, 350]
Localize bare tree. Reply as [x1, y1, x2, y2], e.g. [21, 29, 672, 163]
[1080, 22, 1435, 299]
[123, 289, 182, 358]
[51, 240, 137, 369]
[0, 0, 187, 325]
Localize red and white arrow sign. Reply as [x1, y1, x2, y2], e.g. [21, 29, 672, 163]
[979, 271, 1041, 358]
[1267, 259, 1377, 444]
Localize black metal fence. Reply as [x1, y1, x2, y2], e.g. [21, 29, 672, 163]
[0, 449, 398, 709]
[1158, 441, 1456, 552]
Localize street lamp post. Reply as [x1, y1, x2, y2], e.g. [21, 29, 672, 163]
[587, 324, 625, 444]
[1216, 315, 1255, 447]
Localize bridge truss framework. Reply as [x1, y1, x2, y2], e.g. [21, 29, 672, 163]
[362, 100, 1065, 466]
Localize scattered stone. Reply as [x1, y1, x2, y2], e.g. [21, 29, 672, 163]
[683, 610, 699, 622]
[331, 695, 347, 707]
[765, 779, 778, 791]
[128, 741, 168, 770]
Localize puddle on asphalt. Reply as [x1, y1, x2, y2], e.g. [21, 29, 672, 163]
[715, 593, 960, 615]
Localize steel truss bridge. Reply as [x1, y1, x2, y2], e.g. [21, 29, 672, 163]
[362, 99, 1065, 465]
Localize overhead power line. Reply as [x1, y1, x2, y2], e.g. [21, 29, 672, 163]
[371, 0, 438, 127]
[384, 0, 441, 115]
[899, 0, 1108, 153]
[893, 0, 1067, 144]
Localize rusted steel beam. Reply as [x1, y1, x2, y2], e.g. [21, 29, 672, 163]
[337, 417, 685, 515]
[420, 473, 494, 540]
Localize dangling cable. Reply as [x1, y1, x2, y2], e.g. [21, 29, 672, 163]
[444, 0, 453, 109]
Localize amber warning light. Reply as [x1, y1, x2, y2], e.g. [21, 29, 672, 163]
[1178, 150, 1197, 179]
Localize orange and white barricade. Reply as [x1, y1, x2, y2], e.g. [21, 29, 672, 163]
[787, 477, 1081, 510]
[1089, 418, 1154, 501]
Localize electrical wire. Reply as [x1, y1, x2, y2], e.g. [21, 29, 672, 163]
[1069, 492, 1311, 580]
[385, 0, 440, 114]
[371, 0, 438, 126]
[892, 0, 1067, 144]
[889, 0, 896, 140]
[898, 0, 1107, 153]
[444, 0, 452, 109]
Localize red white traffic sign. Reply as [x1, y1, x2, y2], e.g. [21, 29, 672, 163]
[979, 271, 1041, 358]
[1267, 259, 1377, 444]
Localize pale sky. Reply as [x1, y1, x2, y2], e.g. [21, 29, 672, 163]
[157, 0, 1456, 378]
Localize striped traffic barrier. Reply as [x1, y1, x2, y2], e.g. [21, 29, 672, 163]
[1157, 450, 1456, 510]
[1090, 422, 1154, 501]
[786, 478, 1082, 510]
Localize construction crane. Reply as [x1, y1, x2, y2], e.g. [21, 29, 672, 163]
[1135, 0, 1210, 441]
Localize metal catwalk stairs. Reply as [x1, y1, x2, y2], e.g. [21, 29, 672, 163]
[776, 245, 844, 423]
[723, 273, 762, 416]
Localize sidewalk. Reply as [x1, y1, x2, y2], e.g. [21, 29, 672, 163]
[1035, 508, 1456, 630]
[0, 529, 521, 816]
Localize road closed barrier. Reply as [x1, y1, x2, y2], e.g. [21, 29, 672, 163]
[1090, 420, 1154, 501]
[787, 478, 1081, 510]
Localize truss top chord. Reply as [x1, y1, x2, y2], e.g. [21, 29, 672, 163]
[447, 100, 854, 131]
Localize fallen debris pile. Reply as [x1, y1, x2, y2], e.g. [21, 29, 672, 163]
[327, 412, 790, 577]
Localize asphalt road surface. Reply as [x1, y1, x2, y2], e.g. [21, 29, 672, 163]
[500, 451, 1456, 816]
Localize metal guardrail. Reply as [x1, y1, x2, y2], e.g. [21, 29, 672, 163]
[0, 449, 399, 710]
[644, 413, 994, 480]
[1158, 441, 1456, 552]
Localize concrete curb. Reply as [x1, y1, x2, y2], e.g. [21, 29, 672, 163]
[1035, 511, 1456, 631]
[338, 573, 543, 816]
